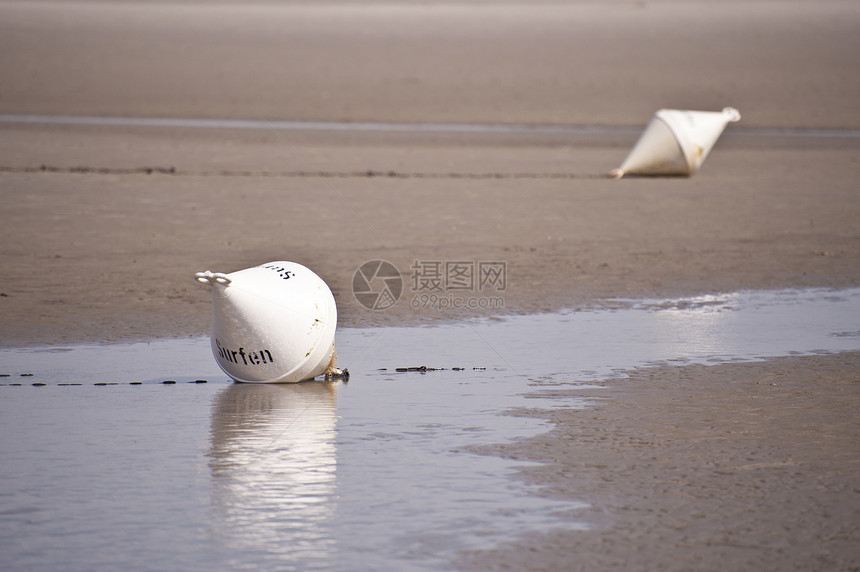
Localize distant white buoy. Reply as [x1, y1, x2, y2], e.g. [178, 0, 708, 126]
[611, 107, 740, 178]
[195, 261, 339, 383]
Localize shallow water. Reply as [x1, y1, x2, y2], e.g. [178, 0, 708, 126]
[1, 288, 858, 571]
[4, 114, 860, 139]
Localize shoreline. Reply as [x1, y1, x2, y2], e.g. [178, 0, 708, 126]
[3, 284, 859, 349]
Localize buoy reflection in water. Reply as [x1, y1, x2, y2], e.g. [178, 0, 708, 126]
[208, 381, 338, 568]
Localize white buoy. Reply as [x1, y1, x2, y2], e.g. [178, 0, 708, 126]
[195, 261, 339, 383]
[611, 107, 740, 178]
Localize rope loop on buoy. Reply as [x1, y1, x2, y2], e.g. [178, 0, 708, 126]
[722, 107, 742, 122]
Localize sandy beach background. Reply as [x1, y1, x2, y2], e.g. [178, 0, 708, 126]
[1, 0, 859, 569]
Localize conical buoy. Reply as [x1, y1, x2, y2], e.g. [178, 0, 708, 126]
[611, 107, 740, 178]
[195, 261, 339, 383]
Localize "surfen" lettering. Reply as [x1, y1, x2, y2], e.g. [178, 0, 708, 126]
[215, 339, 274, 366]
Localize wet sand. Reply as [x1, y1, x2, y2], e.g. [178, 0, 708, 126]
[461, 352, 860, 571]
[2, 125, 858, 346]
[1, 0, 859, 570]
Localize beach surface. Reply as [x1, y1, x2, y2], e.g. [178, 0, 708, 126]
[1, 1, 859, 570]
[461, 352, 860, 572]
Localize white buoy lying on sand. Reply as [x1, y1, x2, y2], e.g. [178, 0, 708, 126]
[195, 261, 340, 383]
[611, 107, 740, 178]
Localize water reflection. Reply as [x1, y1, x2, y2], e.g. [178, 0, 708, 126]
[643, 293, 742, 358]
[208, 381, 339, 569]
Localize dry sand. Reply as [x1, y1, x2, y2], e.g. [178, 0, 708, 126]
[1, 1, 859, 569]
